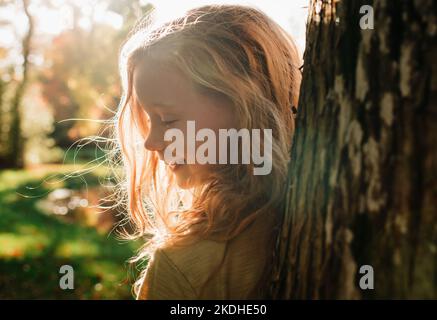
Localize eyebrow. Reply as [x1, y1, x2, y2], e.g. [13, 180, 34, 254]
[149, 102, 173, 108]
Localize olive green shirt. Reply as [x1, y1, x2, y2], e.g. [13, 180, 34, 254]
[137, 211, 279, 299]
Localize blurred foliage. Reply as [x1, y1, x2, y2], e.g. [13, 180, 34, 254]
[39, 22, 122, 147]
[0, 0, 153, 165]
[0, 0, 153, 299]
[0, 165, 141, 299]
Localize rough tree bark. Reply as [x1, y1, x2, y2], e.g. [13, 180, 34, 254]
[270, 0, 436, 299]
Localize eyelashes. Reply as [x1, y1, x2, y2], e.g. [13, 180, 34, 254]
[161, 119, 178, 127]
[144, 114, 178, 127]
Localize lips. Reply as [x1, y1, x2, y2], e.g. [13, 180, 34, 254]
[168, 161, 179, 170]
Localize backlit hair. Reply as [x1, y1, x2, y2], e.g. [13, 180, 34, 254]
[112, 4, 302, 297]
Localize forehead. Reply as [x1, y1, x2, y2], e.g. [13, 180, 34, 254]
[132, 59, 194, 107]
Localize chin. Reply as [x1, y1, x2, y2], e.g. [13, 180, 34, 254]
[176, 181, 192, 189]
[173, 167, 193, 189]
[175, 176, 191, 189]
[171, 163, 213, 189]
[173, 166, 203, 189]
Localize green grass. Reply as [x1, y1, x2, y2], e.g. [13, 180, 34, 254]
[0, 165, 141, 299]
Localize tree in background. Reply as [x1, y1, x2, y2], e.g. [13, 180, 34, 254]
[271, 0, 436, 299]
[0, 0, 34, 168]
[39, 22, 121, 148]
[38, 0, 153, 149]
[0, 0, 153, 167]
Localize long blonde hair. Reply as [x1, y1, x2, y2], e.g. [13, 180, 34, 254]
[112, 4, 302, 296]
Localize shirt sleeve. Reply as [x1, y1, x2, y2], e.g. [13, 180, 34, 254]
[136, 248, 198, 300]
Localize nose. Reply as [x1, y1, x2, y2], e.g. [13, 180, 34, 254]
[143, 126, 166, 153]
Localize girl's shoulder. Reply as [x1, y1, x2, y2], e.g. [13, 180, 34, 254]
[138, 212, 279, 299]
[137, 238, 227, 299]
[159, 238, 228, 291]
[160, 211, 279, 290]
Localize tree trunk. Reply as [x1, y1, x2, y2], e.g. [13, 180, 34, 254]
[0, 78, 5, 153]
[270, 0, 436, 299]
[0, 0, 33, 168]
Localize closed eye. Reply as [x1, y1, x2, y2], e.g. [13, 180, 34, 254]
[161, 119, 178, 127]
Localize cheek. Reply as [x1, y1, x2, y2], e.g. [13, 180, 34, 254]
[199, 110, 237, 131]
[191, 94, 238, 131]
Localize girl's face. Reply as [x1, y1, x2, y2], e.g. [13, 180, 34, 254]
[133, 59, 237, 189]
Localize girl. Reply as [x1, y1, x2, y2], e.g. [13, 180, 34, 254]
[114, 4, 301, 299]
